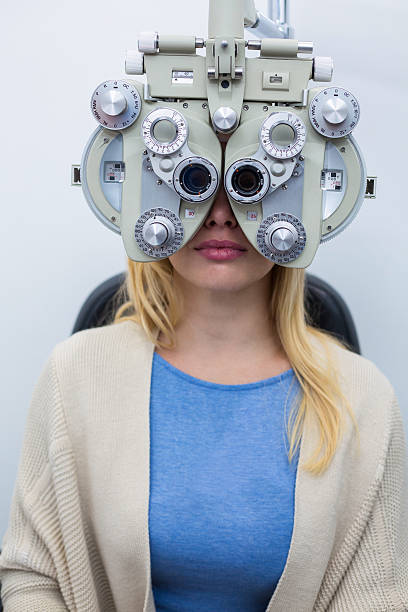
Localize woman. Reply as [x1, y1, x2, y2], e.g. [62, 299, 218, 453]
[0, 140, 407, 611]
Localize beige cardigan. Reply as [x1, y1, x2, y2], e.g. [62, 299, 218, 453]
[0, 320, 407, 611]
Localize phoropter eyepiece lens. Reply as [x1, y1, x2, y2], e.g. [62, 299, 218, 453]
[174, 157, 218, 202]
[231, 164, 264, 197]
[225, 159, 269, 204]
[179, 163, 212, 195]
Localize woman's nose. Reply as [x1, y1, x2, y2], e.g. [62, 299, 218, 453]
[204, 187, 238, 229]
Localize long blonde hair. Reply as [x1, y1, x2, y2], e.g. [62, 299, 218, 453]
[113, 258, 359, 476]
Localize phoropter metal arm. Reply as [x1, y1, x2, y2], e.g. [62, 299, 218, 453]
[245, 0, 294, 39]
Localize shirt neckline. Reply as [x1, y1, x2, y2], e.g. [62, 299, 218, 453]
[153, 350, 295, 390]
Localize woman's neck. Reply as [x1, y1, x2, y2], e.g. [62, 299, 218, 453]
[156, 271, 290, 381]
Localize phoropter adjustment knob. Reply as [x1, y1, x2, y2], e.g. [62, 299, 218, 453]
[142, 216, 175, 247]
[125, 49, 145, 75]
[90, 80, 141, 130]
[257, 213, 306, 263]
[138, 31, 159, 54]
[268, 226, 296, 252]
[312, 57, 334, 82]
[212, 107, 238, 133]
[321, 97, 348, 125]
[309, 87, 360, 138]
[99, 89, 127, 117]
[135, 208, 184, 258]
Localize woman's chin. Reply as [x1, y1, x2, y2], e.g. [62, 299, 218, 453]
[175, 269, 264, 294]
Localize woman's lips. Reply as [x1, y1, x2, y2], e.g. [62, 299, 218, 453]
[196, 240, 246, 249]
[195, 247, 247, 261]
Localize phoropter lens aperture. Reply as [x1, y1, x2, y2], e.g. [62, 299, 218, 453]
[231, 165, 264, 197]
[179, 163, 212, 195]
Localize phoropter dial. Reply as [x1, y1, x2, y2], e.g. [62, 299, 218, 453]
[260, 112, 307, 159]
[90, 80, 141, 130]
[309, 87, 360, 138]
[142, 108, 188, 155]
[135, 208, 184, 258]
[257, 213, 306, 263]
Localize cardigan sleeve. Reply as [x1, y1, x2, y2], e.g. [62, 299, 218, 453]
[317, 394, 408, 611]
[0, 351, 97, 611]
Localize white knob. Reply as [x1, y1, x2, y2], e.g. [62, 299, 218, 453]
[313, 57, 334, 82]
[125, 49, 144, 75]
[138, 31, 158, 54]
[100, 90, 127, 117]
[271, 162, 286, 177]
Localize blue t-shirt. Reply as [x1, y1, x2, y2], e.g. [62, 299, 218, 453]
[149, 350, 301, 611]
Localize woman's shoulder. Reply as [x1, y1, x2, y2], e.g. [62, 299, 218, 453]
[330, 340, 396, 400]
[321, 338, 401, 450]
[50, 320, 152, 377]
[309, 330, 395, 398]
[308, 336, 404, 504]
[309, 331, 399, 427]
[58, 319, 148, 349]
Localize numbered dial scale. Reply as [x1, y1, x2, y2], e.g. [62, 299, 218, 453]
[260, 112, 307, 159]
[142, 108, 188, 155]
[257, 213, 306, 264]
[91, 80, 141, 130]
[135, 208, 184, 258]
[309, 87, 360, 138]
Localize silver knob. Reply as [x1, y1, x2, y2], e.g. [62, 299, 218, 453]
[247, 40, 261, 50]
[270, 227, 296, 252]
[143, 222, 168, 247]
[298, 42, 314, 54]
[322, 98, 348, 125]
[257, 214, 306, 263]
[100, 90, 127, 117]
[142, 216, 175, 247]
[212, 107, 238, 133]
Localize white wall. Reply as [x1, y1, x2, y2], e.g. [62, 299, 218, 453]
[1, 0, 406, 538]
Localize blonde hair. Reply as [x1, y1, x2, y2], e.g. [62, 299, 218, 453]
[113, 258, 360, 476]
